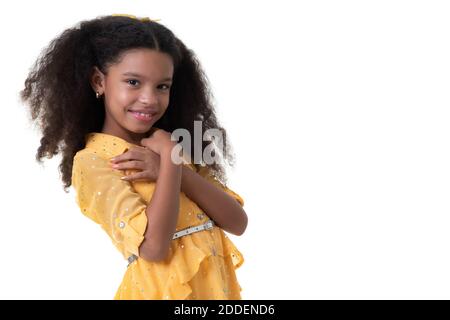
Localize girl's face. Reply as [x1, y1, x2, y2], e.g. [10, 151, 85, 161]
[91, 48, 174, 145]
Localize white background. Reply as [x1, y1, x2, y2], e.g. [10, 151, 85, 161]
[1, 0, 450, 299]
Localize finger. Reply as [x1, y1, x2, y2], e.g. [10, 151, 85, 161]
[109, 148, 129, 163]
[140, 139, 159, 152]
[112, 160, 146, 171]
[110, 147, 145, 163]
[121, 171, 151, 182]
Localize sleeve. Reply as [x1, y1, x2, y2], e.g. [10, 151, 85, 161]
[71, 152, 148, 257]
[196, 166, 245, 207]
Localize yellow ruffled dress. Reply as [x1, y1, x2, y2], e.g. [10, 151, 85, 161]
[71, 132, 245, 299]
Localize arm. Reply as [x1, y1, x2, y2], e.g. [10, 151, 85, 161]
[180, 166, 248, 236]
[139, 147, 182, 262]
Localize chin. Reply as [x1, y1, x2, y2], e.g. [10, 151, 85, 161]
[133, 126, 152, 133]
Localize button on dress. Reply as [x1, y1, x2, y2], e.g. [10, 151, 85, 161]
[71, 131, 245, 300]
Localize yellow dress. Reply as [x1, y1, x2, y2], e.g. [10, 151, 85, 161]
[71, 131, 245, 300]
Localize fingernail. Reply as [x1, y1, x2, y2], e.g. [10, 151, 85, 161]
[120, 176, 126, 180]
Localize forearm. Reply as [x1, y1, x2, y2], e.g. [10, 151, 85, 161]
[140, 149, 182, 261]
[181, 166, 248, 236]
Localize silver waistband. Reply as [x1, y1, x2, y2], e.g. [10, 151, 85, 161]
[172, 219, 214, 240]
[127, 219, 215, 266]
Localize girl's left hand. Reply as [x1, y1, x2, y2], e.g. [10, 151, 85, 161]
[109, 146, 160, 182]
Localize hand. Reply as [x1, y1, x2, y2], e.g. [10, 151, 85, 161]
[140, 127, 177, 156]
[109, 145, 160, 182]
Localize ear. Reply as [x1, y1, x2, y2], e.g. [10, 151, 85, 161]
[90, 66, 105, 93]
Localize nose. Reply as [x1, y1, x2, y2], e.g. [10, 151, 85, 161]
[138, 87, 159, 106]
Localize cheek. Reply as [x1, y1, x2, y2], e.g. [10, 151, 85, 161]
[111, 90, 136, 112]
[162, 95, 171, 109]
[117, 89, 134, 104]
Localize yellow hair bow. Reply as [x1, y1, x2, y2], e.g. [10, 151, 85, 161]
[111, 13, 161, 22]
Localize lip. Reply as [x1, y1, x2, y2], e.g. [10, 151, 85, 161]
[129, 109, 158, 115]
[128, 110, 157, 122]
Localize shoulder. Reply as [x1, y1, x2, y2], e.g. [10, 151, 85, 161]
[73, 149, 107, 166]
[196, 164, 210, 176]
[72, 149, 112, 183]
[196, 165, 219, 180]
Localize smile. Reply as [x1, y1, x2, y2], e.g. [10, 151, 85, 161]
[128, 111, 155, 122]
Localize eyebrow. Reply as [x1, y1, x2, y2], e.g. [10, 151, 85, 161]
[122, 72, 172, 81]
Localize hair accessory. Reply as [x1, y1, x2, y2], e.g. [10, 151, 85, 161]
[111, 13, 161, 23]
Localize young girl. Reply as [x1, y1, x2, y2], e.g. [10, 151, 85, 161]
[20, 13, 248, 300]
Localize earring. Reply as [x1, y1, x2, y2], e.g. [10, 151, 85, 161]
[96, 91, 102, 99]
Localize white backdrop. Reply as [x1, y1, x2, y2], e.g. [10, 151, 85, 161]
[1, 0, 450, 299]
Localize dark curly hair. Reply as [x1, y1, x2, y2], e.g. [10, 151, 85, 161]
[19, 14, 235, 193]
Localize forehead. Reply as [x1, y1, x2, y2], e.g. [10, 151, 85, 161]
[110, 48, 174, 79]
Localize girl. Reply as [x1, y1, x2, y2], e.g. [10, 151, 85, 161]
[20, 13, 248, 300]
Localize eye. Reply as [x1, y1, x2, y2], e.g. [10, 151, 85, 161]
[159, 84, 171, 90]
[126, 79, 140, 86]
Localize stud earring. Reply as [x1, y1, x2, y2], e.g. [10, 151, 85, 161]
[96, 92, 102, 99]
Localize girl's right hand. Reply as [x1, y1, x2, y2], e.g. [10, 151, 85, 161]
[140, 128, 177, 156]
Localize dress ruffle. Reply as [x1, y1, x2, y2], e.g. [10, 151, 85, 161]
[75, 132, 245, 300]
[114, 225, 244, 300]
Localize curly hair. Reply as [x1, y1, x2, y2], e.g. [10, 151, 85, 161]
[19, 14, 235, 193]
